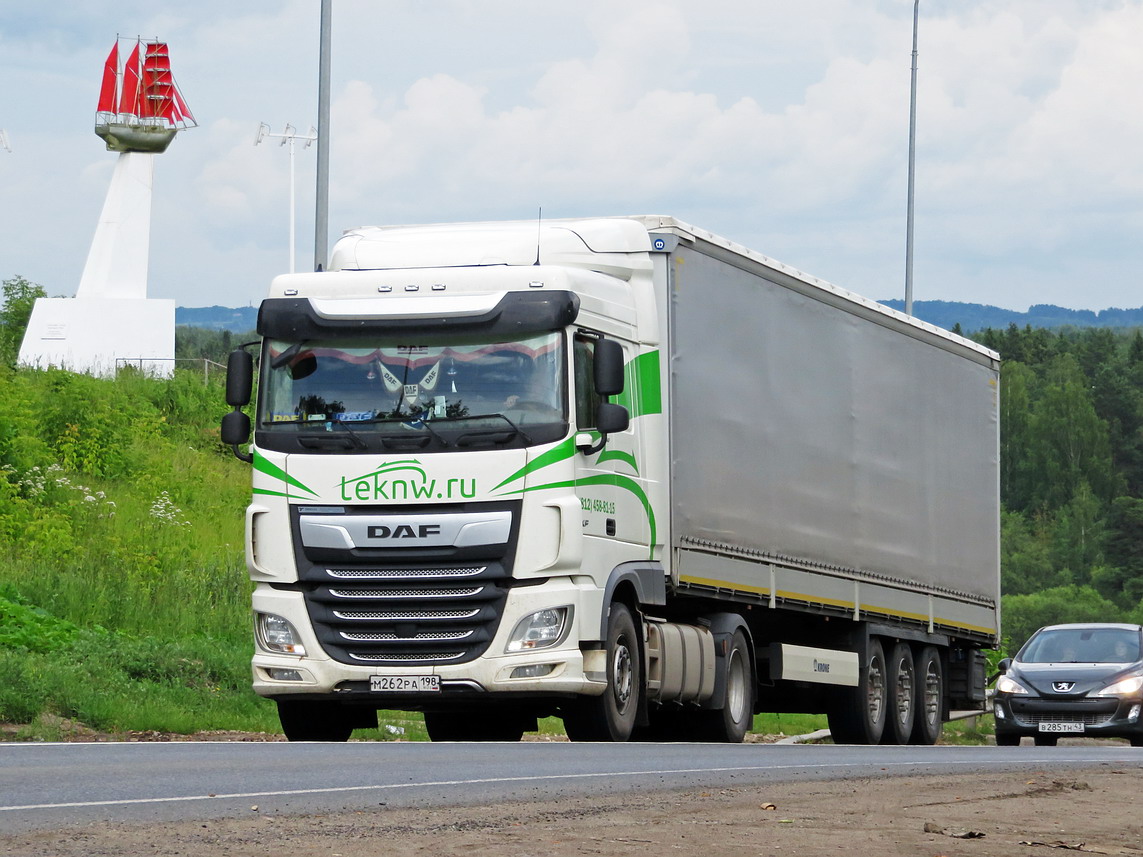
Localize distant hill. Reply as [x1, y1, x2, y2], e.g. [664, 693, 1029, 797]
[879, 300, 1143, 333]
[175, 305, 258, 332]
[174, 301, 1143, 335]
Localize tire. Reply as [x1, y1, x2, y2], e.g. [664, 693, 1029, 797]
[1033, 734, 1058, 746]
[1130, 734, 1143, 747]
[424, 711, 527, 742]
[691, 629, 754, 743]
[882, 642, 916, 744]
[828, 638, 887, 745]
[910, 645, 944, 745]
[995, 731, 1020, 746]
[564, 602, 642, 742]
[277, 699, 357, 742]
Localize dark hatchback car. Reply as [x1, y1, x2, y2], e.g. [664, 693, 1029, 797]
[994, 623, 1143, 746]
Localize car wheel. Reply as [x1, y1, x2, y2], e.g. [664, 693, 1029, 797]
[1033, 734, 1058, 746]
[994, 731, 1020, 746]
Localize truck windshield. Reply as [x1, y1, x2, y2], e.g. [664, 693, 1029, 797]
[257, 331, 567, 452]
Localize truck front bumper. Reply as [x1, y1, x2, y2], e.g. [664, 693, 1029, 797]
[251, 577, 607, 700]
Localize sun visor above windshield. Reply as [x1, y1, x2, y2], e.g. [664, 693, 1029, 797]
[257, 290, 580, 340]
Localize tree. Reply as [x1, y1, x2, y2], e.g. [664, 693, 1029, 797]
[0, 276, 46, 368]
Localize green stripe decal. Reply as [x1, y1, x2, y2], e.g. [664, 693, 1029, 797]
[615, 350, 662, 419]
[253, 451, 317, 497]
[493, 437, 578, 492]
[518, 474, 656, 559]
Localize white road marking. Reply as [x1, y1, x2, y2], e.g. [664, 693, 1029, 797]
[0, 757, 1106, 813]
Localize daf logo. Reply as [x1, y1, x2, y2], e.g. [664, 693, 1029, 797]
[367, 524, 441, 540]
[1052, 681, 1075, 692]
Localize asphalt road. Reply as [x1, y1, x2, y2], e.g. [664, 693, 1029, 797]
[2, 741, 1140, 836]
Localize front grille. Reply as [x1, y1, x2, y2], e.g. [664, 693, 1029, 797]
[303, 561, 511, 665]
[1021, 711, 1111, 726]
[292, 501, 520, 667]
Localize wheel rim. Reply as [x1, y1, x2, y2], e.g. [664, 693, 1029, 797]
[921, 660, 940, 726]
[894, 657, 913, 728]
[867, 653, 885, 723]
[726, 648, 747, 721]
[612, 639, 633, 711]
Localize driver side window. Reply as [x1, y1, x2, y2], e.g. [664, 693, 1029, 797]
[573, 335, 602, 429]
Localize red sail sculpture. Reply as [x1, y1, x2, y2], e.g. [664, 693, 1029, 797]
[95, 38, 196, 153]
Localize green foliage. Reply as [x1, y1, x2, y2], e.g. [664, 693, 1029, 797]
[1001, 585, 1130, 651]
[0, 276, 47, 368]
[974, 325, 1143, 616]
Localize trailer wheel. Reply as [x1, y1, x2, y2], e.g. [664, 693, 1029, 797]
[423, 711, 527, 742]
[564, 602, 642, 742]
[690, 629, 754, 743]
[910, 646, 944, 745]
[277, 700, 357, 742]
[827, 638, 887, 744]
[883, 642, 916, 744]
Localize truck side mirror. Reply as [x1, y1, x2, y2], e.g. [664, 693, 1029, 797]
[593, 338, 625, 396]
[576, 402, 630, 455]
[226, 349, 254, 407]
[221, 410, 252, 447]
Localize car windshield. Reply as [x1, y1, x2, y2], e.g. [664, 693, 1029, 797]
[1020, 628, 1141, 664]
[257, 331, 566, 451]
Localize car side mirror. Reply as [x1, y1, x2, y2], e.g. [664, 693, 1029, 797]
[997, 657, 1012, 673]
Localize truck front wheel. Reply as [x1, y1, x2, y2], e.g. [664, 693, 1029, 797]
[564, 602, 642, 742]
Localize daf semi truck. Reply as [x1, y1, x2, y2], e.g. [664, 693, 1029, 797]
[221, 215, 1000, 744]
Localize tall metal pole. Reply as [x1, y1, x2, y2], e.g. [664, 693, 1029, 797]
[255, 123, 316, 274]
[315, 0, 332, 272]
[904, 0, 919, 316]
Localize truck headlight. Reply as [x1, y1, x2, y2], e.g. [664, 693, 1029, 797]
[256, 612, 306, 656]
[996, 674, 1030, 695]
[1093, 675, 1143, 697]
[506, 606, 572, 653]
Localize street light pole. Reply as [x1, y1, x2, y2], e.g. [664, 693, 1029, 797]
[904, 0, 919, 317]
[315, 0, 332, 272]
[255, 122, 317, 274]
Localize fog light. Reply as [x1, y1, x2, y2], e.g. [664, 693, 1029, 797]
[1129, 704, 1141, 723]
[267, 668, 304, 682]
[993, 703, 1006, 720]
[510, 664, 556, 679]
[256, 613, 306, 656]
[506, 606, 572, 652]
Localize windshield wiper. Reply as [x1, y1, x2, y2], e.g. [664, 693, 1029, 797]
[455, 413, 533, 446]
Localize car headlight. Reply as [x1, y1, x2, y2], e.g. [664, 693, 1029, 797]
[1093, 675, 1143, 697]
[506, 606, 572, 653]
[256, 612, 306, 656]
[996, 674, 1031, 695]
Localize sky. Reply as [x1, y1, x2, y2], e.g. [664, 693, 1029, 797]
[1, 0, 1141, 311]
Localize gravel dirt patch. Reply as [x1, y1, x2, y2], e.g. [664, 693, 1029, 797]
[3, 765, 1141, 856]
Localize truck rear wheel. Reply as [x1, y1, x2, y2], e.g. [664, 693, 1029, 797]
[827, 638, 887, 744]
[277, 700, 358, 742]
[691, 629, 754, 743]
[910, 646, 944, 745]
[563, 602, 642, 742]
[423, 711, 528, 742]
[883, 642, 916, 744]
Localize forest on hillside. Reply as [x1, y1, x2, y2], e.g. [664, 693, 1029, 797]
[973, 324, 1143, 644]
